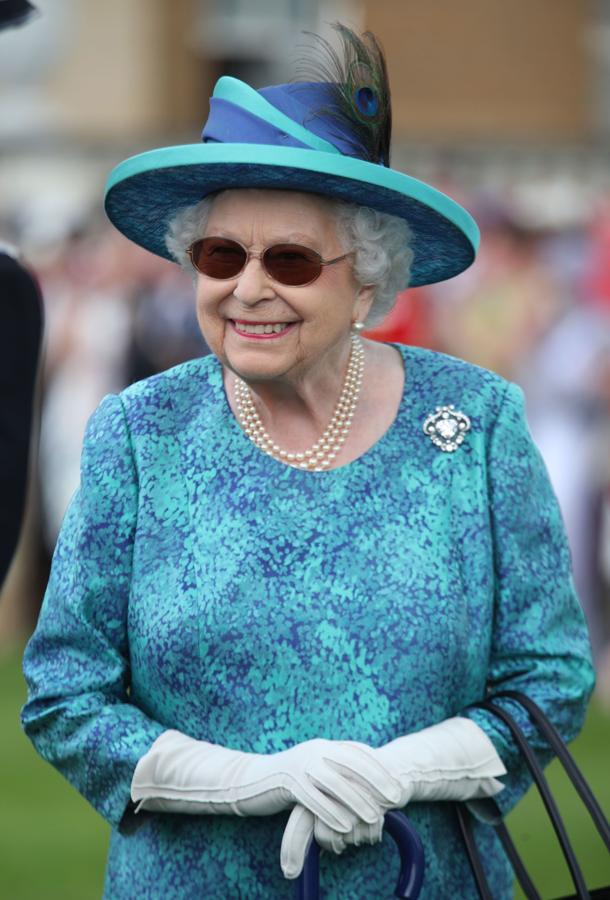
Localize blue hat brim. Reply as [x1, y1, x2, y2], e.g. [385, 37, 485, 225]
[105, 143, 479, 288]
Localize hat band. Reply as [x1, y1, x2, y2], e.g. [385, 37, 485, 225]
[205, 76, 342, 155]
[202, 98, 315, 150]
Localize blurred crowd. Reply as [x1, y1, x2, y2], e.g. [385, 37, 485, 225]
[2, 187, 610, 704]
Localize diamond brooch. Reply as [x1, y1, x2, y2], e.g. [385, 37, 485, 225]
[423, 405, 471, 452]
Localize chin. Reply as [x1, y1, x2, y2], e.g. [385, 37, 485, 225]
[224, 350, 294, 384]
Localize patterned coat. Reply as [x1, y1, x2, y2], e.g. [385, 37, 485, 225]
[22, 345, 595, 898]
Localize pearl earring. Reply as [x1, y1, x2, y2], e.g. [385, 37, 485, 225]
[351, 321, 365, 333]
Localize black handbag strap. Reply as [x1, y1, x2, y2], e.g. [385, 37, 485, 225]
[454, 802, 494, 900]
[454, 802, 543, 900]
[462, 690, 610, 897]
[492, 690, 610, 854]
[477, 697, 590, 899]
[494, 817, 541, 899]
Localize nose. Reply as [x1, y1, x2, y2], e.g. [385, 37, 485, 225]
[233, 256, 275, 304]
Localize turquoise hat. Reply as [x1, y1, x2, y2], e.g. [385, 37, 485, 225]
[104, 73, 479, 288]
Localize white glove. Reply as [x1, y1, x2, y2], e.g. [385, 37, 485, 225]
[281, 804, 384, 879]
[374, 716, 506, 806]
[131, 730, 402, 835]
[280, 717, 506, 879]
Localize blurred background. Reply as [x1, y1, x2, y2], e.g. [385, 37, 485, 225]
[1, 0, 609, 896]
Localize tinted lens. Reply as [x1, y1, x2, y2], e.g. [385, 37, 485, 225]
[263, 244, 322, 285]
[191, 238, 246, 278]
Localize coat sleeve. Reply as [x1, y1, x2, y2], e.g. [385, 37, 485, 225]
[21, 393, 165, 830]
[464, 380, 595, 815]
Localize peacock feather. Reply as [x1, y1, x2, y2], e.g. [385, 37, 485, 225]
[295, 22, 392, 166]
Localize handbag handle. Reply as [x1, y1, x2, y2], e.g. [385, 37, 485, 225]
[493, 690, 610, 853]
[455, 799, 543, 899]
[461, 691, 610, 900]
[481, 698, 589, 898]
[295, 809, 425, 900]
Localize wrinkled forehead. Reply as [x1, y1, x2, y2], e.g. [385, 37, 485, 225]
[204, 188, 342, 246]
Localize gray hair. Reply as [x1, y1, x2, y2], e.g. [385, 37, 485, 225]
[165, 194, 414, 327]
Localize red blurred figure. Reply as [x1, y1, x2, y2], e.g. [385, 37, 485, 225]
[364, 287, 436, 348]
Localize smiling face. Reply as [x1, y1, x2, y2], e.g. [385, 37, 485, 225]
[194, 189, 373, 386]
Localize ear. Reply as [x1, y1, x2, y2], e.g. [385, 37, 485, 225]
[353, 282, 375, 325]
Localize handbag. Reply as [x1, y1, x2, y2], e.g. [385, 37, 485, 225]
[456, 690, 610, 900]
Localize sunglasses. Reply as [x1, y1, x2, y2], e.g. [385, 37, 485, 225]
[186, 236, 351, 286]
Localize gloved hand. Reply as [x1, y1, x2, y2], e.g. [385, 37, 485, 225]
[280, 717, 506, 878]
[281, 804, 384, 879]
[131, 731, 402, 835]
[373, 716, 506, 806]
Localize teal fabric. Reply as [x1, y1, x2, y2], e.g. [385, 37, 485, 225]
[22, 345, 594, 899]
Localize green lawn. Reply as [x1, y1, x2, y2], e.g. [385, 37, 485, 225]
[0, 643, 108, 900]
[507, 695, 610, 898]
[1, 642, 608, 898]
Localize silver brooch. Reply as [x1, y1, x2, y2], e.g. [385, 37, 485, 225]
[423, 405, 471, 452]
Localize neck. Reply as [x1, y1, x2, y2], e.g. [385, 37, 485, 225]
[229, 337, 354, 442]
[228, 335, 365, 466]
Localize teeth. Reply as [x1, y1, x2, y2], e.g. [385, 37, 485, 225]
[234, 322, 291, 335]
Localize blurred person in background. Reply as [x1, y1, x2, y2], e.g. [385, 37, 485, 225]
[20, 24, 594, 899]
[363, 284, 436, 349]
[538, 203, 610, 698]
[0, 244, 42, 587]
[36, 223, 133, 548]
[430, 198, 559, 382]
[125, 250, 208, 385]
[0, 0, 36, 30]
[433, 197, 610, 697]
[32, 218, 207, 554]
[0, 0, 42, 590]
[518, 220, 610, 677]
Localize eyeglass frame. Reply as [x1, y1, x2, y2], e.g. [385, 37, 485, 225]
[185, 236, 353, 286]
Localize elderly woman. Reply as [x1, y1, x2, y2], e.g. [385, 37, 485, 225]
[22, 26, 594, 899]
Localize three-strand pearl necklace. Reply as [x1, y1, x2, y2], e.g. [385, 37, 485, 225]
[234, 334, 365, 471]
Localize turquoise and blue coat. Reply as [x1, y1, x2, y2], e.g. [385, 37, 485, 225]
[22, 346, 595, 898]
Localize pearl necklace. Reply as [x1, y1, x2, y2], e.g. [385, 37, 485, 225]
[234, 335, 365, 471]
